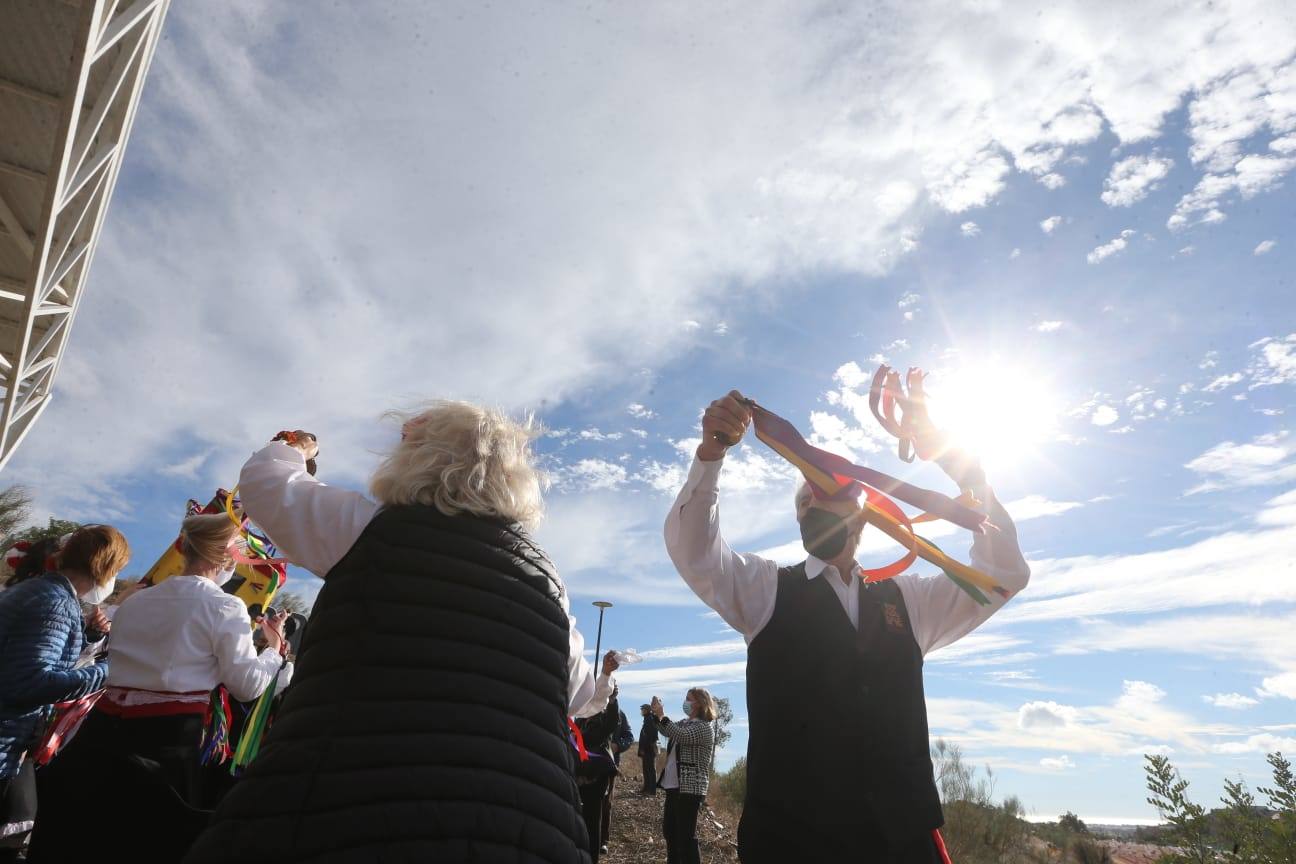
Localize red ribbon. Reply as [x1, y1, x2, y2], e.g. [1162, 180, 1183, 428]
[567, 716, 589, 762]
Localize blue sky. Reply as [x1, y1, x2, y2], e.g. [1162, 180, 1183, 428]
[5, 0, 1295, 824]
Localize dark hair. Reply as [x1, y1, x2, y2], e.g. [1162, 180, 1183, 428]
[5, 536, 62, 587]
[58, 525, 131, 587]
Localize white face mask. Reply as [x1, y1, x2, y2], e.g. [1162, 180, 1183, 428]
[213, 566, 236, 587]
[80, 580, 114, 605]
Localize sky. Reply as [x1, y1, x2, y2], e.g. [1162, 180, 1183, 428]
[4, 0, 1295, 825]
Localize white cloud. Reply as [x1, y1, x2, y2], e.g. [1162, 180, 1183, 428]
[1169, 154, 1296, 230]
[614, 660, 749, 693]
[1199, 351, 1219, 370]
[1004, 495, 1083, 519]
[1101, 154, 1174, 206]
[637, 639, 748, 662]
[1091, 405, 1119, 426]
[579, 428, 624, 442]
[1258, 672, 1296, 700]
[1035, 320, 1064, 333]
[1247, 334, 1296, 388]
[1038, 172, 1066, 189]
[1019, 701, 1078, 729]
[898, 292, 922, 309]
[1202, 372, 1244, 392]
[1185, 432, 1296, 493]
[8, 0, 1296, 540]
[960, 221, 981, 237]
[1086, 229, 1136, 264]
[1040, 755, 1076, 770]
[1204, 693, 1259, 710]
[1009, 247, 1021, 259]
[627, 403, 656, 419]
[1002, 490, 1296, 623]
[1178, 245, 1195, 256]
[1254, 239, 1277, 255]
[559, 458, 629, 491]
[1040, 216, 1062, 234]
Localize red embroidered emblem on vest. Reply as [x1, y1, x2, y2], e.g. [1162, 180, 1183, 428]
[883, 602, 907, 633]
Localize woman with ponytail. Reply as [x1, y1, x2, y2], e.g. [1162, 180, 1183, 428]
[28, 515, 290, 862]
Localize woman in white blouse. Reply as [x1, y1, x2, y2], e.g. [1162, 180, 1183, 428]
[28, 514, 290, 863]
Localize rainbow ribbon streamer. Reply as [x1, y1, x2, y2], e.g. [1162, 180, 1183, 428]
[230, 664, 283, 775]
[747, 403, 1010, 604]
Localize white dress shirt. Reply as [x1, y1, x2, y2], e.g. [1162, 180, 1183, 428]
[663, 456, 1030, 654]
[238, 441, 612, 715]
[109, 575, 289, 703]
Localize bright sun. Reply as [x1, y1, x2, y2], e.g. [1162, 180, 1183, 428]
[921, 360, 1061, 470]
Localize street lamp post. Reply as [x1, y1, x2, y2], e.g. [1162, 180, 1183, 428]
[592, 600, 613, 668]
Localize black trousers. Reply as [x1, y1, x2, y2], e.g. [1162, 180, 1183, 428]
[28, 711, 213, 863]
[738, 801, 943, 864]
[663, 789, 703, 864]
[578, 774, 611, 862]
[640, 752, 658, 793]
[0, 760, 36, 861]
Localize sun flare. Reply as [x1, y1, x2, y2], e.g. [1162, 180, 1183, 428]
[922, 360, 1061, 470]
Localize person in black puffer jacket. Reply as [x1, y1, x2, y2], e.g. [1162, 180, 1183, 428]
[185, 404, 614, 864]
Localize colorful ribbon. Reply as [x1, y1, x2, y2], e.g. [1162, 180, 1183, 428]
[199, 686, 234, 766]
[568, 716, 589, 762]
[746, 402, 1009, 602]
[230, 661, 284, 775]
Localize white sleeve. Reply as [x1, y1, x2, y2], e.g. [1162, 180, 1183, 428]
[238, 442, 380, 578]
[210, 598, 286, 702]
[567, 610, 597, 714]
[572, 673, 617, 719]
[895, 482, 1031, 656]
[663, 456, 780, 642]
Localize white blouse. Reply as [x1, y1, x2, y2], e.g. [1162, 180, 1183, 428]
[108, 574, 289, 703]
[238, 442, 612, 716]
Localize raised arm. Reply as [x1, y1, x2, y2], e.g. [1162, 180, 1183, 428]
[895, 453, 1030, 655]
[211, 597, 289, 702]
[238, 440, 379, 578]
[663, 391, 780, 642]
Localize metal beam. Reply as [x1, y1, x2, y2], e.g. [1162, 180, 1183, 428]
[0, 0, 172, 470]
[93, 0, 159, 62]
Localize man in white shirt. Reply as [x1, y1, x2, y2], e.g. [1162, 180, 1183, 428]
[664, 391, 1030, 863]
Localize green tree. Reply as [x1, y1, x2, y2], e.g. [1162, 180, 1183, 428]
[711, 756, 747, 807]
[0, 486, 31, 541]
[274, 591, 311, 616]
[1144, 754, 1213, 864]
[1060, 811, 1090, 835]
[713, 696, 734, 751]
[1257, 752, 1296, 862]
[932, 740, 1031, 863]
[2, 516, 82, 550]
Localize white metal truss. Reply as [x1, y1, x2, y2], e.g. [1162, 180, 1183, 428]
[0, 0, 171, 471]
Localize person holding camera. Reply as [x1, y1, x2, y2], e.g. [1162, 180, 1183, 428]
[0, 525, 129, 863]
[651, 689, 717, 864]
[28, 514, 289, 862]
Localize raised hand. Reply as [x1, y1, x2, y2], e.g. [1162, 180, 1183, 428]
[697, 390, 753, 461]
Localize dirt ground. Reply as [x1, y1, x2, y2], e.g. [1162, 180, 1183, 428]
[601, 755, 740, 864]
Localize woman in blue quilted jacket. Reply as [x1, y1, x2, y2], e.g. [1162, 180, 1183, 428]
[0, 525, 130, 862]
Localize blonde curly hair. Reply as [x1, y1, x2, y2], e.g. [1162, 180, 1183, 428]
[369, 401, 544, 529]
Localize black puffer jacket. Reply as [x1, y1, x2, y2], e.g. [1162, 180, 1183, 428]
[185, 506, 591, 864]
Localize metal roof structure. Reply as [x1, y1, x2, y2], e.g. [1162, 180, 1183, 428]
[0, 0, 171, 470]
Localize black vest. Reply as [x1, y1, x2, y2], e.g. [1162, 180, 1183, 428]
[742, 564, 943, 847]
[184, 506, 592, 864]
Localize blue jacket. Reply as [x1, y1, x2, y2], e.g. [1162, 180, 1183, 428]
[0, 573, 107, 778]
